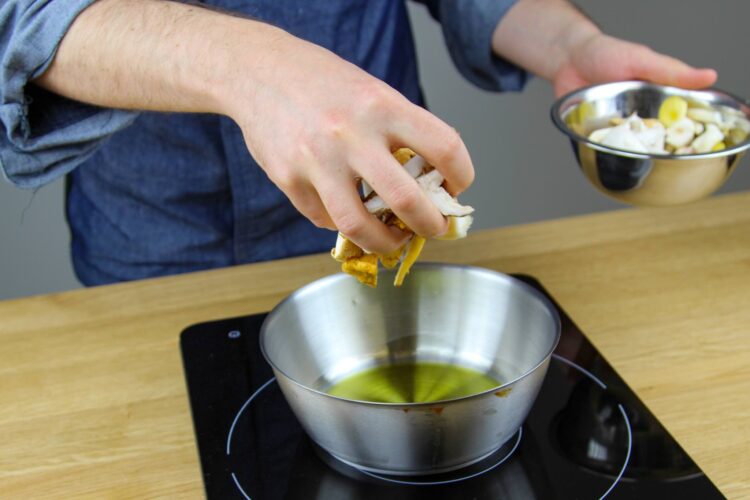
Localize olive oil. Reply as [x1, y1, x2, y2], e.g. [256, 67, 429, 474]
[326, 362, 502, 403]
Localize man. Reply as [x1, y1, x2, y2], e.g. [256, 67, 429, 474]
[0, 0, 714, 285]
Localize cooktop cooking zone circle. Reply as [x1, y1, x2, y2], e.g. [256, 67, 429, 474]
[224, 355, 631, 499]
[180, 275, 724, 499]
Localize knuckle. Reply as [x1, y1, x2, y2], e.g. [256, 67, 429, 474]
[288, 140, 315, 166]
[320, 112, 348, 140]
[358, 81, 391, 114]
[334, 211, 367, 240]
[387, 182, 421, 215]
[374, 239, 400, 255]
[309, 213, 333, 229]
[434, 129, 463, 165]
[627, 44, 652, 64]
[462, 162, 476, 186]
[295, 199, 329, 229]
[270, 166, 298, 192]
[416, 212, 446, 238]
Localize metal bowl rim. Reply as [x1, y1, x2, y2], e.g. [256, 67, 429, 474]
[260, 263, 562, 407]
[550, 80, 750, 160]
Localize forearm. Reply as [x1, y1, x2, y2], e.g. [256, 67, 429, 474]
[33, 0, 475, 253]
[34, 0, 282, 116]
[491, 0, 600, 82]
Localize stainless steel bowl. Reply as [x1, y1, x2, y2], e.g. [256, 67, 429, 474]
[260, 264, 560, 475]
[551, 80, 750, 206]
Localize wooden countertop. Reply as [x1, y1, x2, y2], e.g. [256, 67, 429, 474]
[1, 191, 749, 498]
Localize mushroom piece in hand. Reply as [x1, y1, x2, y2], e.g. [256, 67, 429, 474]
[330, 148, 474, 287]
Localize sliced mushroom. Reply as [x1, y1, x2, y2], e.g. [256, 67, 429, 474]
[435, 215, 474, 240]
[687, 108, 723, 126]
[588, 127, 612, 143]
[691, 123, 724, 153]
[637, 126, 667, 153]
[599, 123, 650, 153]
[332, 149, 474, 287]
[665, 118, 696, 149]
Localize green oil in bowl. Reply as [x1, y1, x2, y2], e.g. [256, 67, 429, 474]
[326, 361, 502, 403]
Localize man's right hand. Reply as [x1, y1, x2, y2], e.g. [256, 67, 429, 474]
[36, 0, 474, 255]
[225, 32, 475, 253]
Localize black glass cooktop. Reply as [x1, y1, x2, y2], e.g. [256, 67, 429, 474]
[180, 275, 725, 499]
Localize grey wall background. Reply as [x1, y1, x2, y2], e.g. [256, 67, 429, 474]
[2, 0, 749, 300]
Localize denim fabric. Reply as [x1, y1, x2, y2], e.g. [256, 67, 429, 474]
[0, 0, 138, 189]
[1, 0, 526, 286]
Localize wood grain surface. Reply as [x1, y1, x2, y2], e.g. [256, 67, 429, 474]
[1, 191, 749, 498]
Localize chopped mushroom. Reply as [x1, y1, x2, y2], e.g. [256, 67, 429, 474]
[585, 96, 750, 155]
[331, 148, 474, 287]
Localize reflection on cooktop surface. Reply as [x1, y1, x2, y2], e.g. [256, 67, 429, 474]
[180, 275, 724, 499]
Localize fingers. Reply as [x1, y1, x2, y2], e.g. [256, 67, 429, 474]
[282, 182, 337, 231]
[553, 65, 589, 98]
[268, 160, 412, 251]
[389, 102, 475, 196]
[289, 145, 450, 251]
[263, 160, 338, 230]
[629, 46, 717, 89]
[358, 150, 448, 238]
[314, 173, 410, 254]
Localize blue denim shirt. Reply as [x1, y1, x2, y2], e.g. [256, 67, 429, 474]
[1, 0, 527, 286]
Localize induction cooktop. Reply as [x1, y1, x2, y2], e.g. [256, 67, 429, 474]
[180, 275, 725, 499]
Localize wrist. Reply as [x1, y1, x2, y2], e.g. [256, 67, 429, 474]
[547, 16, 601, 81]
[492, 0, 602, 82]
[167, 9, 290, 118]
[32, 0, 291, 117]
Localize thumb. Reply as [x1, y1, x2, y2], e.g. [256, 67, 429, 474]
[628, 46, 717, 89]
[553, 65, 589, 97]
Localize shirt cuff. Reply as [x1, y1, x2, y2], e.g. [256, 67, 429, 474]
[0, 0, 139, 189]
[436, 0, 530, 92]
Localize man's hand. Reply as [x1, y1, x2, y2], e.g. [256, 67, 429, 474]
[226, 34, 473, 254]
[492, 0, 717, 96]
[35, 0, 474, 255]
[552, 33, 716, 97]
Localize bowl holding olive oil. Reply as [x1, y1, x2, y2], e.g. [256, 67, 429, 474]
[260, 264, 560, 475]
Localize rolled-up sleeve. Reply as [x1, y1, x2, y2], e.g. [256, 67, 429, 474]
[0, 0, 138, 189]
[417, 0, 529, 92]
